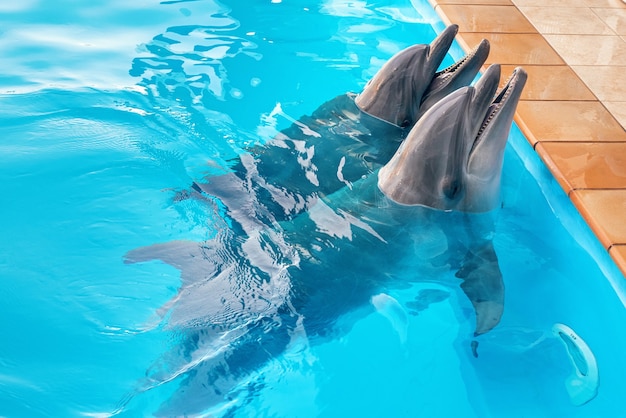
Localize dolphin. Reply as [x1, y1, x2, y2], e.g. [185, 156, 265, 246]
[121, 64, 527, 415]
[356, 25, 487, 127]
[379, 64, 528, 333]
[379, 64, 528, 213]
[189, 25, 490, 226]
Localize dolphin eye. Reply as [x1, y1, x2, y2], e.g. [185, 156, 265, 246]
[400, 119, 411, 128]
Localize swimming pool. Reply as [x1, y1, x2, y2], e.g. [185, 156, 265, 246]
[2, 0, 626, 416]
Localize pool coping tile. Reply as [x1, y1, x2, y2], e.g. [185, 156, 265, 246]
[437, 5, 536, 33]
[513, 0, 589, 6]
[544, 34, 626, 66]
[603, 101, 626, 129]
[592, 7, 626, 35]
[517, 6, 616, 34]
[570, 189, 626, 248]
[610, 245, 626, 275]
[516, 101, 626, 145]
[497, 65, 596, 101]
[434, 0, 514, 4]
[571, 66, 626, 102]
[459, 33, 566, 65]
[536, 142, 626, 192]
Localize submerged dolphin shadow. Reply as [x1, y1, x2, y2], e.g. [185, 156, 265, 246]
[121, 28, 527, 415]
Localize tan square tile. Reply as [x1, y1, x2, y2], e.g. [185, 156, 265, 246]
[537, 142, 626, 192]
[516, 101, 626, 145]
[609, 245, 626, 277]
[519, 7, 615, 34]
[592, 8, 626, 36]
[603, 101, 626, 130]
[572, 66, 626, 101]
[438, 5, 535, 32]
[571, 189, 626, 248]
[496, 65, 595, 100]
[545, 34, 626, 65]
[513, 0, 587, 6]
[460, 33, 564, 65]
[584, 0, 626, 7]
[436, 0, 512, 3]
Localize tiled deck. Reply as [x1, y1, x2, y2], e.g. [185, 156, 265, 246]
[430, 0, 626, 276]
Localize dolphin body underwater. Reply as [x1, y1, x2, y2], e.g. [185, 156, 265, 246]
[123, 27, 527, 415]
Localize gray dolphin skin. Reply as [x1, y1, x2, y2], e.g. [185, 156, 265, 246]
[122, 28, 527, 416]
[189, 25, 489, 223]
[355, 24, 490, 127]
[379, 64, 528, 213]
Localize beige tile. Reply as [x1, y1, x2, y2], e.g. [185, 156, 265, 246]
[571, 189, 626, 248]
[545, 34, 626, 65]
[438, 5, 535, 32]
[609, 245, 626, 278]
[513, 0, 588, 6]
[436, 0, 513, 3]
[584, 0, 626, 7]
[516, 101, 626, 145]
[497, 65, 596, 100]
[460, 33, 564, 64]
[592, 7, 626, 35]
[603, 101, 626, 130]
[519, 7, 615, 34]
[572, 66, 626, 101]
[537, 142, 626, 192]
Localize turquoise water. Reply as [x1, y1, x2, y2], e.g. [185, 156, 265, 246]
[2, 0, 626, 417]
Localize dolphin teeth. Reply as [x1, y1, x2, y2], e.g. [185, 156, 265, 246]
[435, 40, 483, 77]
[475, 68, 521, 142]
[476, 105, 497, 141]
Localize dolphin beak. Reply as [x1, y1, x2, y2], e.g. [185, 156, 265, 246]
[433, 38, 490, 87]
[469, 64, 501, 133]
[426, 24, 459, 72]
[418, 34, 490, 120]
[468, 66, 527, 178]
[484, 66, 528, 135]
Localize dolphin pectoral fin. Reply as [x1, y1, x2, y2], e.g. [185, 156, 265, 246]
[456, 243, 504, 336]
[125, 239, 223, 290]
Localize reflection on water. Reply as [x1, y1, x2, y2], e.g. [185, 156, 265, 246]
[130, 22, 256, 103]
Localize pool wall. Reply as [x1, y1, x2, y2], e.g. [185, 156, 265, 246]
[423, 0, 626, 279]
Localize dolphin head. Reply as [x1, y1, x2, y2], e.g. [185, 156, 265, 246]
[378, 64, 528, 212]
[355, 24, 490, 128]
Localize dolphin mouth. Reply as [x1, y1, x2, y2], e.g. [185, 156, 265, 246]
[436, 40, 488, 82]
[473, 67, 527, 150]
[422, 39, 490, 103]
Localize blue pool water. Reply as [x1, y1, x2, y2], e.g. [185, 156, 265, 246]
[2, 0, 626, 417]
